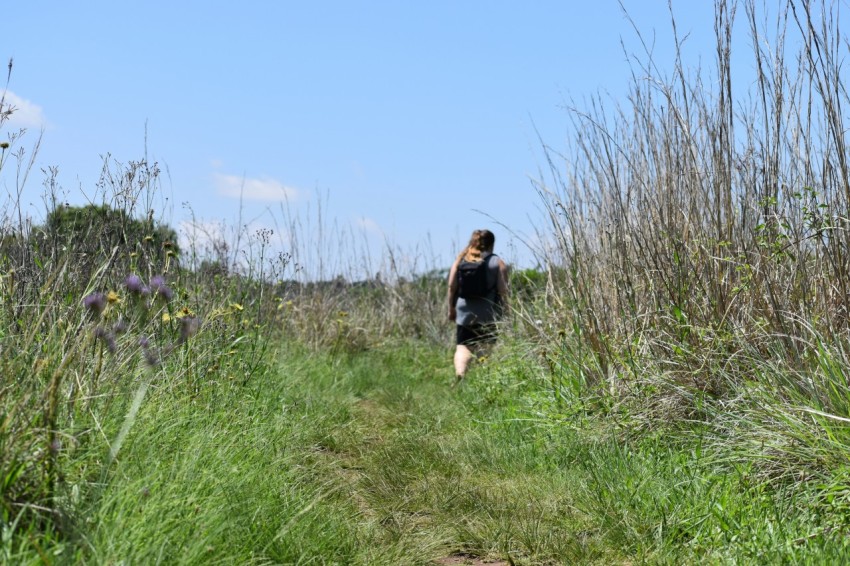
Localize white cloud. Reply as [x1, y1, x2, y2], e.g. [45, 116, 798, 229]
[2, 90, 48, 129]
[354, 216, 382, 235]
[214, 172, 298, 202]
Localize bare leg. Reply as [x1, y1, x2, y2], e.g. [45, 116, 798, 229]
[454, 344, 475, 382]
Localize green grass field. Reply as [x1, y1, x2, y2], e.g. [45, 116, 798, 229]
[6, 338, 847, 564]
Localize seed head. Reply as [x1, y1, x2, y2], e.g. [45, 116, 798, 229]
[143, 348, 160, 368]
[93, 326, 117, 354]
[178, 315, 200, 343]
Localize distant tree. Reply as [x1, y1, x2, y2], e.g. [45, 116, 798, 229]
[33, 204, 179, 278]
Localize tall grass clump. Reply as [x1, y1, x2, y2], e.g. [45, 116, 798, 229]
[526, 0, 850, 483]
[262, 196, 447, 354]
[0, 96, 287, 559]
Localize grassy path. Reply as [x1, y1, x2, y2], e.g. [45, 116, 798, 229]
[64, 342, 609, 565]
[272, 343, 612, 565]
[26, 340, 848, 564]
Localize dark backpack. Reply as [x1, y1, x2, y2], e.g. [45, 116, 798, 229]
[457, 254, 495, 299]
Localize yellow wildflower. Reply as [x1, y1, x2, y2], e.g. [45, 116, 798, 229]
[161, 312, 171, 323]
[106, 291, 121, 304]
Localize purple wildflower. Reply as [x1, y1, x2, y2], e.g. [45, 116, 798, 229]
[150, 275, 173, 302]
[124, 274, 144, 294]
[158, 285, 174, 301]
[83, 293, 107, 316]
[138, 335, 150, 349]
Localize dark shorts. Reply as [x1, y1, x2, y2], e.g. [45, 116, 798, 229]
[456, 323, 497, 346]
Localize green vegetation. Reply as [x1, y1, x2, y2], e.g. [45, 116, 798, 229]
[6, 1, 850, 563]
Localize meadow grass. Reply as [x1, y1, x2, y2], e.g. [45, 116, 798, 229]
[7, 330, 850, 564]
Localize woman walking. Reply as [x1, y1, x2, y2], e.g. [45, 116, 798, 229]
[447, 229, 509, 383]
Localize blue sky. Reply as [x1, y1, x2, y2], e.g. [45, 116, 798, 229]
[2, 1, 718, 276]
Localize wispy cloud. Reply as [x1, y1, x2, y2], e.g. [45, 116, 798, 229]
[354, 216, 382, 235]
[2, 90, 48, 129]
[214, 172, 298, 202]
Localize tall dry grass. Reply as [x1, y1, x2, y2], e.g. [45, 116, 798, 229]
[520, 0, 850, 480]
[532, 1, 847, 375]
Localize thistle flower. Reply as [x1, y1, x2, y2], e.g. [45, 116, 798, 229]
[83, 293, 107, 317]
[0, 142, 9, 150]
[158, 286, 174, 301]
[138, 335, 150, 349]
[150, 275, 173, 302]
[124, 274, 144, 294]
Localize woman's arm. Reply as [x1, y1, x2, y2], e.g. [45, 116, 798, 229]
[496, 258, 510, 312]
[447, 259, 460, 321]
